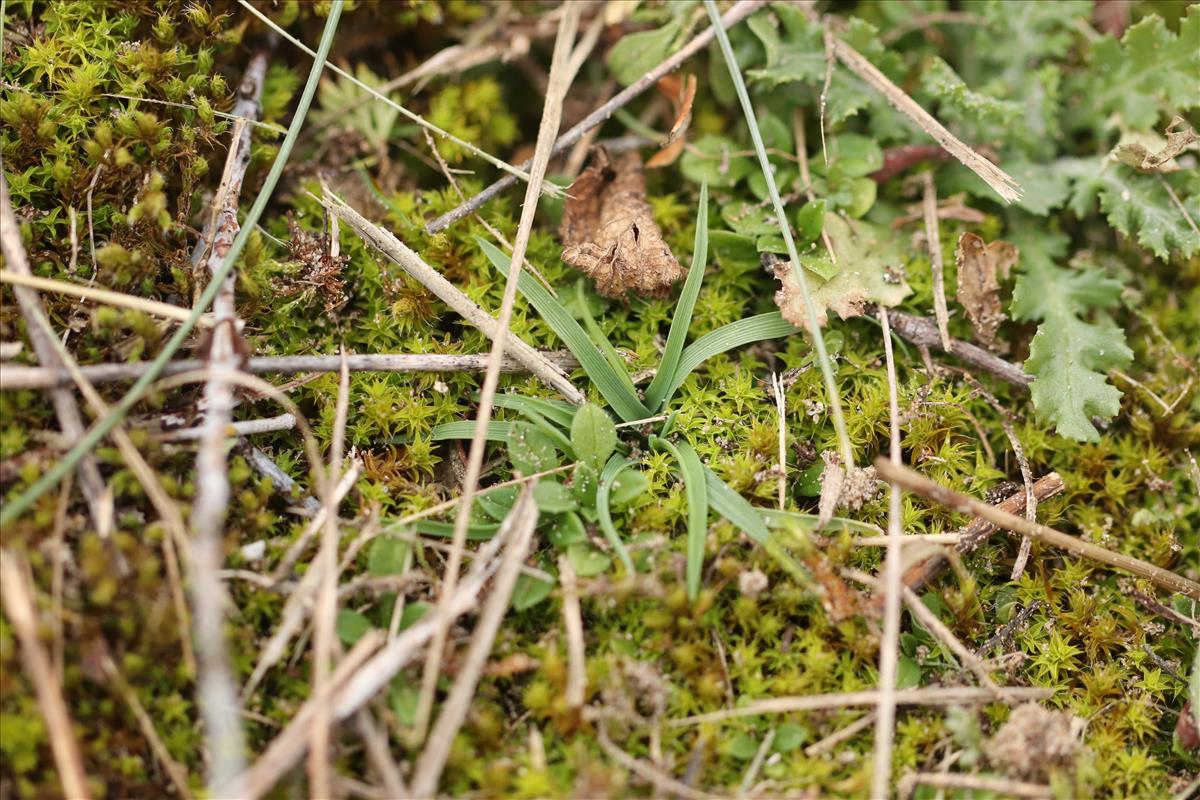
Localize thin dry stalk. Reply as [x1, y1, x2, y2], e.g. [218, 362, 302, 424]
[409, 490, 540, 796]
[190, 51, 269, 791]
[0, 549, 92, 800]
[50, 473, 73, 682]
[320, 193, 584, 403]
[793, 108, 838, 263]
[804, 712, 875, 757]
[2, 172, 197, 673]
[671, 686, 1053, 726]
[230, 515, 517, 799]
[269, 463, 362, 583]
[738, 727, 776, 796]
[353, 709, 407, 798]
[424, 0, 767, 233]
[829, 36, 1022, 203]
[559, 553, 587, 710]
[873, 459, 1200, 599]
[238, 0, 549, 191]
[871, 306, 905, 800]
[412, 4, 583, 744]
[99, 649, 193, 798]
[421, 127, 555, 294]
[0, 174, 108, 531]
[596, 725, 715, 800]
[921, 172, 953, 351]
[963, 375, 1038, 579]
[0, 269, 214, 326]
[898, 772, 1051, 800]
[308, 353, 351, 799]
[231, 631, 386, 800]
[0, 350, 582, 391]
[902, 586, 999, 691]
[771, 373, 788, 509]
[154, 412, 296, 442]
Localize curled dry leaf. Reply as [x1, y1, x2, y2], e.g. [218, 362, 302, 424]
[646, 73, 697, 169]
[955, 232, 1018, 348]
[1112, 116, 1198, 173]
[560, 148, 685, 298]
[771, 214, 912, 328]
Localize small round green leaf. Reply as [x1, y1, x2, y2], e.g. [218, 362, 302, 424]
[570, 403, 617, 470]
[566, 543, 612, 578]
[507, 422, 559, 475]
[533, 480, 578, 514]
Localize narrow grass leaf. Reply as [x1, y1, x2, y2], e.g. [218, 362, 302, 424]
[652, 437, 709, 600]
[597, 455, 637, 575]
[429, 421, 515, 442]
[645, 183, 709, 411]
[704, 0, 853, 465]
[703, 465, 811, 586]
[491, 394, 577, 429]
[664, 312, 799, 403]
[478, 237, 649, 422]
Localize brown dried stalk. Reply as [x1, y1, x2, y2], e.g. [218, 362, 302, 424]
[874, 459, 1200, 599]
[0, 351, 583, 390]
[0, 550, 92, 800]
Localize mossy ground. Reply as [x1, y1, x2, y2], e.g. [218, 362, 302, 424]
[1, 2, 1197, 798]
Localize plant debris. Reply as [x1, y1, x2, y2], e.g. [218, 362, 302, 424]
[983, 703, 1086, 782]
[770, 215, 912, 328]
[560, 148, 685, 298]
[955, 232, 1019, 348]
[1111, 116, 1199, 172]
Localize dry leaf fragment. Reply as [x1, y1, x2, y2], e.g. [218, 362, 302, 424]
[646, 73, 697, 168]
[771, 214, 912, 328]
[955, 232, 1018, 348]
[560, 148, 685, 298]
[817, 451, 881, 528]
[1112, 116, 1199, 172]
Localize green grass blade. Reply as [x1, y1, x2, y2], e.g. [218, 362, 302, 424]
[645, 182, 709, 411]
[596, 454, 636, 576]
[477, 237, 650, 422]
[491, 394, 577, 429]
[575, 282, 641, 399]
[415, 519, 500, 540]
[427, 421, 515, 442]
[652, 437, 709, 600]
[0, 3, 345, 527]
[704, 0, 853, 466]
[702, 465, 812, 586]
[663, 312, 799, 404]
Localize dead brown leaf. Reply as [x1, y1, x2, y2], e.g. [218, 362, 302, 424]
[646, 73, 697, 168]
[955, 232, 1018, 348]
[1112, 116, 1199, 173]
[560, 148, 685, 298]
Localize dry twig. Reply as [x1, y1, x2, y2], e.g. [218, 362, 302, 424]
[408, 490, 540, 796]
[320, 192, 585, 403]
[189, 50, 270, 791]
[828, 35, 1021, 203]
[0, 351, 583, 390]
[0, 175, 108, 531]
[871, 306, 904, 799]
[898, 772, 1051, 800]
[0, 550, 92, 800]
[874, 459, 1200, 599]
[672, 686, 1053, 726]
[921, 172, 953, 351]
[413, 4, 583, 745]
[560, 553, 587, 710]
